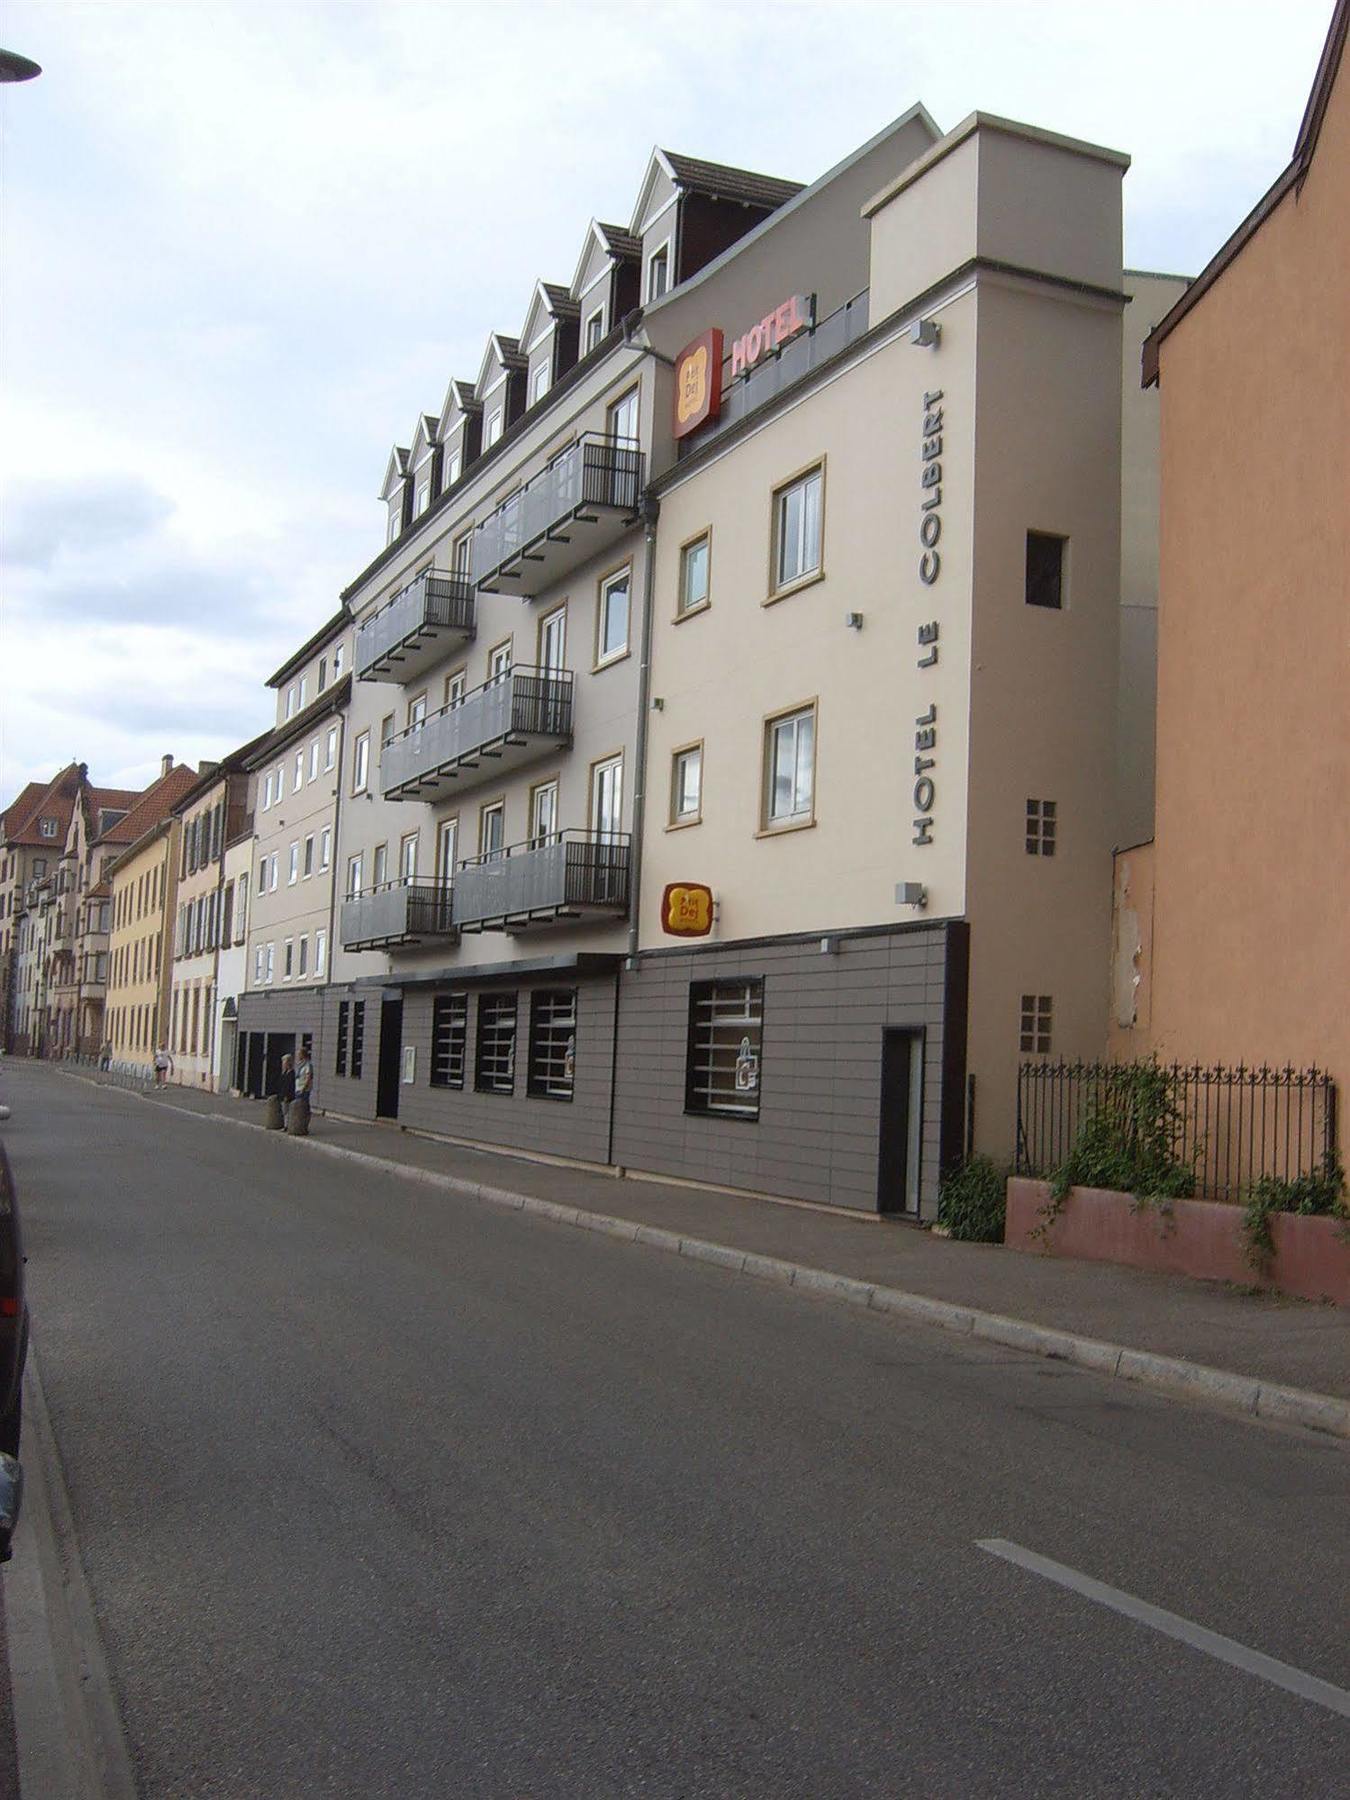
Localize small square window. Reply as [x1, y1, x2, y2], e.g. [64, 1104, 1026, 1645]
[1019, 994, 1053, 1056]
[1026, 531, 1066, 609]
[678, 534, 710, 615]
[1025, 798, 1057, 857]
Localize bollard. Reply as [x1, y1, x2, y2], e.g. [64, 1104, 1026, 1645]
[286, 1094, 311, 1137]
[263, 1094, 284, 1130]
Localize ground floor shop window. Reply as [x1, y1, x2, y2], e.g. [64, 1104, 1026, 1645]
[430, 995, 468, 1089]
[475, 993, 517, 1094]
[685, 978, 763, 1120]
[528, 990, 576, 1100]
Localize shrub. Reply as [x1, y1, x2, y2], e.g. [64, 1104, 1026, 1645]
[1240, 1159, 1347, 1271]
[938, 1155, 1009, 1243]
[1038, 1059, 1196, 1239]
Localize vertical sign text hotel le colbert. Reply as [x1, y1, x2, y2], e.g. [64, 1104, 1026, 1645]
[913, 390, 944, 847]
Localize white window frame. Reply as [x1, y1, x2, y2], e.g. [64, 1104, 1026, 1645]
[646, 242, 671, 303]
[678, 531, 711, 616]
[763, 704, 817, 830]
[314, 928, 327, 978]
[484, 409, 503, 448]
[347, 854, 364, 899]
[671, 743, 702, 826]
[303, 834, 315, 878]
[772, 464, 824, 594]
[325, 724, 338, 771]
[319, 827, 331, 871]
[531, 362, 550, 406]
[309, 740, 319, 782]
[294, 750, 304, 793]
[399, 832, 419, 883]
[595, 567, 630, 667]
[283, 938, 294, 981]
[352, 730, 370, 795]
[288, 842, 299, 886]
[584, 308, 604, 353]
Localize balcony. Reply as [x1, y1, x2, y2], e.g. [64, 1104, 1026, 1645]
[355, 571, 476, 685]
[380, 666, 573, 802]
[470, 434, 644, 598]
[339, 880, 458, 952]
[455, 831, 630, 933]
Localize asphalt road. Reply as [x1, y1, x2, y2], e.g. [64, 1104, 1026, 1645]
[2, 1061, 1348, 1797]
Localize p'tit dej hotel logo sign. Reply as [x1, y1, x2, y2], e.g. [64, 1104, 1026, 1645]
[672, 294, 815, 439]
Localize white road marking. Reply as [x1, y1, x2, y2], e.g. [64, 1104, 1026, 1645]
[977, 1537, 1350, 1721]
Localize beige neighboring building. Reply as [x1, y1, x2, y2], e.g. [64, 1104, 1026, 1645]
[236, 614, 351, 1095]
[1118, 3, 1349, 1101]
[106, 771, 199, 1071]
[168, 736, 266, 1089]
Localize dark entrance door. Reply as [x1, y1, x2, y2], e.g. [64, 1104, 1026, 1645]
[263, 1032, 295, 1099]
[245, 1032, 265, 1099]
[877, 1029, 924, 1214]
[376, 999, 403, 1120]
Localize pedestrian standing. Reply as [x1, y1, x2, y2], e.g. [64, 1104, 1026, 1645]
[99, 1040, 112, 1072]
[278, 1054, 296, 1125]
[153, 1046, 173, 1088]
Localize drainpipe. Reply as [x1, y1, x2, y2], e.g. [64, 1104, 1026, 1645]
[625, 493, 660, 972]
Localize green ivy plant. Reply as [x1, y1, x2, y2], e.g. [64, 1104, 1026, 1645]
[937, 1155, 1010, 1244]
[1239, 1158, 1347, 1273]
[1035, 1059, 1196, 1242]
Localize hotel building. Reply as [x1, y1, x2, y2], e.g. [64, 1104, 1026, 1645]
[237, 106, 1178, 1217]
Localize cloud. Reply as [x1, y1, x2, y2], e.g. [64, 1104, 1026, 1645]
[14, 558, 272, 627]
[5, 473, 175, 569]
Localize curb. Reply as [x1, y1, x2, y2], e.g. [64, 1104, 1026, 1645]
[54, 1070, 1350, 1444]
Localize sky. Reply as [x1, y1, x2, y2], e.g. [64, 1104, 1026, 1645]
[0, 0, 1336, 805]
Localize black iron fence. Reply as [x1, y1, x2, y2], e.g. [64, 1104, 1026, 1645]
[1016, 1059, 1338, 1203]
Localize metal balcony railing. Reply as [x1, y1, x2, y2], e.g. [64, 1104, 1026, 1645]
[355, 571, 476, 682]
[455, 831, 630, 931]
[470, 434, 645, 595]
[339, 880, 458, 951]
[380, 666, 573, 801]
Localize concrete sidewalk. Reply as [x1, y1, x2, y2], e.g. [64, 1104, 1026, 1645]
[58, 1066, 1350, 1421]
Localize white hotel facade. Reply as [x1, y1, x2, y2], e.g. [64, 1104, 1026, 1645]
[234, 108, 1183, 1218]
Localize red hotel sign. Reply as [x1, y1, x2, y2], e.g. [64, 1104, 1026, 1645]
[730, 293, 814, 379]
[672, 329, 724, 439]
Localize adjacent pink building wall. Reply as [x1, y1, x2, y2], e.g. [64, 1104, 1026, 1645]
[1148, 48, 1348, 1092]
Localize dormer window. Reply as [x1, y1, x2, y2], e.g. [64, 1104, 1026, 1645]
[647, 246, 669, 301]
[484, 410, 503, 449]
[415, 480, 431, 516]
[444, 449, 461, 491]
[285, 684, 298, 720]
[585, 309, 604, 353]
[387, 506, 401, 545]
[531, 363, 550, 406]
[39, 817, 57, 838]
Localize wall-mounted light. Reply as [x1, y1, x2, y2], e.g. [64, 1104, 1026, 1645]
[896, 881, 928, 910]
[845, 612, 864, 631]
[819, 935, 839, 955]
[909, 318, 941, 349]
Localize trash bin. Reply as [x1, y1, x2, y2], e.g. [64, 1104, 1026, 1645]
[263, 1094, 284, 1130]
[286, 1094, 310, 1137]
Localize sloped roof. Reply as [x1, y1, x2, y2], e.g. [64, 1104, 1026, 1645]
[541, 281, 578, 314]
[101, 764, 200, 851]
[661, 150, 804, 210]
[1, 782, 47, 839]
[2, 763, 84, 847]
[596, 221, 642, 260]
[1143, 0, 1346, 383]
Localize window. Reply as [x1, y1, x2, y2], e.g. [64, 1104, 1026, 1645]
[333, 644, 345, 677]
[436, 819, 458, 883]
[269, 853, 279, 892]
[416, 480, 431, 516]
[348, 854, 364, 898]
[430, 995, 468, 1088]
[39, 816, 57, 838]
[263, 771, 275, 811]
[352, 731, 370, 794]
[283, 939, 294, 979]
[298, 935, 308, 976]
[479, 802, 505, 861]
[258, 854, 268, 891]
[408, 694, 427, 732]
[373, 843, 388, 888]
[646, 245, 669, 302]
[380, 712, 396, 747]
[596, 568, 630, 665]
[325, 725, 338, 771]
[1026, 799, 1057, 857]
[584, 308, 604, 353]
[309, 741, 320, 782]
[773, 465, 823, 592]
[529, 781, 558, 847]
[285, 684, 298, 720]
[678, 533, 710, 615]
[528, 990, 576, 1100]
[531, 362, 550, 406]
[317, 656, 328, 693]
[607, 387, 638, 444]
[299, 676, 308, 709]
[254, 945, 266, 984]
[475, 992, 517, 1093]
[444, 450, 462, 491]
[350, 1001, 365, 1079]
[763, 705, 815, 829]
[686, 979, 763, 1120]
[591, 756, 623, 841]
[265, 942, 275, 983]
[1019, 994, 1053, 1055]
[335, 1002, 349, 1075]
[443, 671, 466, 710]
[399, 832, 419, 882]
[487, 640, 512, 687]
[274, 762, 285, 800]
[452, 532, 472, 576]
[314, 929, 326, 977]
[303, 834, 315, 877]
[387, 507, 400, 546]
[288, 842, 299, 885]
[319, 827, 331, 870]
[538, 606, 566, 675]
[671, 744, 702, 825]
[484, 409, 503, 448]
[1026, 531, 1066, 609]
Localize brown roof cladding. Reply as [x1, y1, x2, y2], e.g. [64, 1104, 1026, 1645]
[99, 764, 200, 851]
[662, 151, 804, 211]
[1142, 0, 1346, 384]
[2, 763, 84, 846]
[596, 222, 642, 260]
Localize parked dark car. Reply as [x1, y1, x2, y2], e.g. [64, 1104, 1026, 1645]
[0, 1103, 28, 1558]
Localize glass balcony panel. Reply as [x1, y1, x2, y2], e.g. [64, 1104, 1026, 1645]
[355, 572, 476, 682]
[339, 880, 457, 950]
[470, 435, 645, 596]
[454, 832, 630, 931]
[380, 667, 573, 800]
